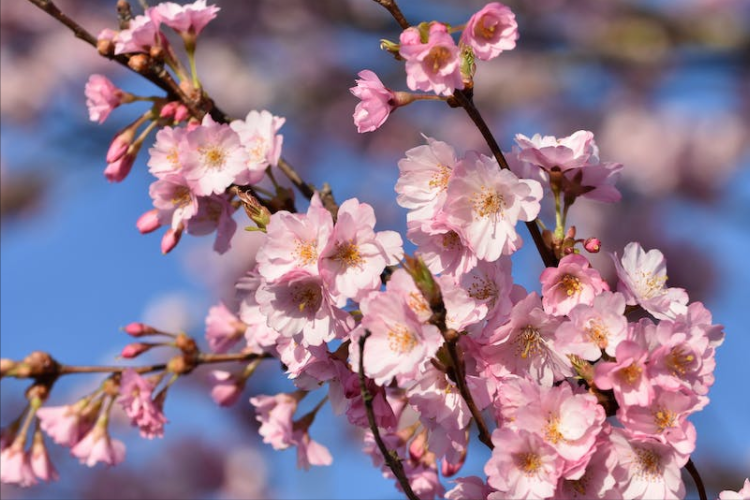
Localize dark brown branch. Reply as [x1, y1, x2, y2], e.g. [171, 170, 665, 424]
[451, 89, 559, 269]
[358, 333, 419, 500]
[371, 0, 410, 30]
[277, 158, 316, 201]
[53, 352, 268, 376]
[685, 458, 708, 500]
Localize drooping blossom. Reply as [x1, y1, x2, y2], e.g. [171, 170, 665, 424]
[540, 254, 609, 316]
[460, 2, 518, 61]
[400, 23, 464, 96]
[249, 392, 301, 450]
[70, 422, 126, 467]
[0, 446, 37, 487]
[205, 302, 246, 353]
[209, 370, 245, 407]
[444, 152, 542, 261]
[85, 75, 130, 123]
[292, 428, 332, 470]
[318, 198, 403, 301]
[37, 401, 98, 447]
[351, 70, 398, 133]
[613, 242, 688, 320]
[117, 369, 168, 439]
[181, 115, 250, 196]
[29, 430, 59, 483]
[230, 110, 285, 182]
[151, 0, 220, 36]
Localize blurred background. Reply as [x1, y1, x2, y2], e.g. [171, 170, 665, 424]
[1, 0, 749, 498]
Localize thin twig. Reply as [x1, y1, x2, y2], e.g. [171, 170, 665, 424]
[55, 352, 268, 376]
[277, 158, 315, 201]
[451, 89, 559, 268]
[685, 458, 708, 500]
[358, 333, 419, 500]
[371, 0, 410, 30]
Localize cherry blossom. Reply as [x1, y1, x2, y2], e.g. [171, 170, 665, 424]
[461, 2, 518, 61]
[400, 23, 464, 96]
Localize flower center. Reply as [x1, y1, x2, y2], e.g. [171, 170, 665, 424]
[428, 165, 451, 192]
[387, 325, 418, 354]
[471, 186, 504, 220]
[247, 136, 268, 164]
[407, 292, 430, 317]
[653, 407, 676, 432]
[425, 46, 452, 72]
[333, 240, 364, 269]
[516, 325, 543, 359]
[167, 147, 181, 169]
[475, 16, 498, 40]
[618, 362, 642, 384]
[171, 186, 192, 207]
[514, 452, 542, 476]
[544, 415, 565, 444]
[292, 283, 322, 313]
[294, 239, 318, 267]
[560, 274, 583, 296]
[585, 318, 609, 349]
[634, 447, 663, 480]
[441, 231, 461, 250]
[666, 345, 696, 377]
[636, 271, 667, 299]
[200, 145, 227, 170]
[467, 276, 498, 304]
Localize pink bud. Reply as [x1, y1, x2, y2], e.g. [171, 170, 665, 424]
[159, 101, 179, 119]
[104, 152, 135, 183]
[123, 322, 158, 337]
[408, 431, 428, 462]
[136, 209, 162, 234]
[161, 227, 182, 254]
[173, 104, 189, 122]
[120, 342, 155, 359]
[106, 130, 135, 163]
[584, 237, 601, 253]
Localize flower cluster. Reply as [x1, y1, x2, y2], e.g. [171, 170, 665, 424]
[2, 1, 738, 499]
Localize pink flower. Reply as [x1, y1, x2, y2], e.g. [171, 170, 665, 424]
[484, 428, 563, 499]
[205, 302, 246, 353]
[555, 291, 628, 361]
[553, 432, 618, 499]
[85, 75, 128, 123]
[37, 402, 96, 447]
[409, 220, 477, 277]
[613, 242, 688, 320]
[539, 254, 609, 316]
[444, 152, 542, 261]
[184, 193, 238, 254]
[609, 428, 687, 499]
[482, 292, 571, 386]
[30, 431, 59, 483]
[209, 370, 245, 407]
[256, 193, 333, 282]
[352, 290, 443, 386]
[70, 424, 126, 467]
[515, 130, 598, 174]
[318, 198, 403, 301]
[720, 479, 750, 500]
[461, 3, 518, 61]
[249, 393, 300, 450]
[236, 271, 282, 353]
[351, 70, 397, 133]
[117, 369, 168, 439]
[594, 340, 653, 407]
[148, 126, 188, 179]
[400, 23, 464, 96]
[292, 429, 332, 470]
[114, 14, 160, 55]
[148, 176, 199, 230]
[457, 257, 514, 325]
[255, 271, 353, 346]
[0, 446, 37, 487]
[182, 115, 250, 196]
[445, 476, 494, 500]
[396, 136, 458, 224]
[104, 149, 136, 183]
[151, 0, 219, 36]
[230, 110, 285, 183]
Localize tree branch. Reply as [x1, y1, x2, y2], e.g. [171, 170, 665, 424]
[358, 333, 419, 500]
[685, 457, 708, 500]
[371, 0, 410, 30]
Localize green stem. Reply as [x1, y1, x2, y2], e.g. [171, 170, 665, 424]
[554, 189, 564, 240]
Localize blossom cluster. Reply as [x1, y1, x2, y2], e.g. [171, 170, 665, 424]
[1, 1, 740, 499]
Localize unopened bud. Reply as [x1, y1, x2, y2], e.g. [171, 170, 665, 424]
[174, 333, 198, 355]
[173, 104, 189, 122]
[106, 129, 135, 163]
[123, 322, 158, 337]
[167, 355, 189, 374]
[403, 255, 442, 312]
[149, 45, 165, 62]
[161, 226, 182, 254]
[584, 238, 601, 253]
[136, 209, 162, 234]
[120, 342, 157, 359]
[25, 383, 50, 403]
[159, 101, 179, 119]
[22, 351, 58, 378]
[569, 354, 594, 383]
[97, 28, 117, 56]
[127, 54, 150, 73]
[235, 189, 271, 230]
[104, 151, 136, 183]
[565, 225, 577, 239]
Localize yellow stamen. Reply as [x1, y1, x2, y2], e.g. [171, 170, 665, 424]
[387, 325, 418, 354]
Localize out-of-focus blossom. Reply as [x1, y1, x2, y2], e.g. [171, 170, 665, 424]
[461, 2, 518, 61]
[85, 75, 131, 123]
[151, 0, 220, 37]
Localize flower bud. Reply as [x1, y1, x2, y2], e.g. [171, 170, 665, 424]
[161, 226, 182, 254]
[136, 209, 162, 234]
[106, 130, 135, 163]
[96, 28, 117, 56]
[584, 237, 601, 253]
[173, 104, 189, 122]
[402, 255, 442, 313]
[123, 322, 158, 337]
[104, 151, 136, 183]
[120, 342, 157, 359]
[21, 351, 58, 378]
[0, 359, 15, 378]
[127, 54, 150, 73]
